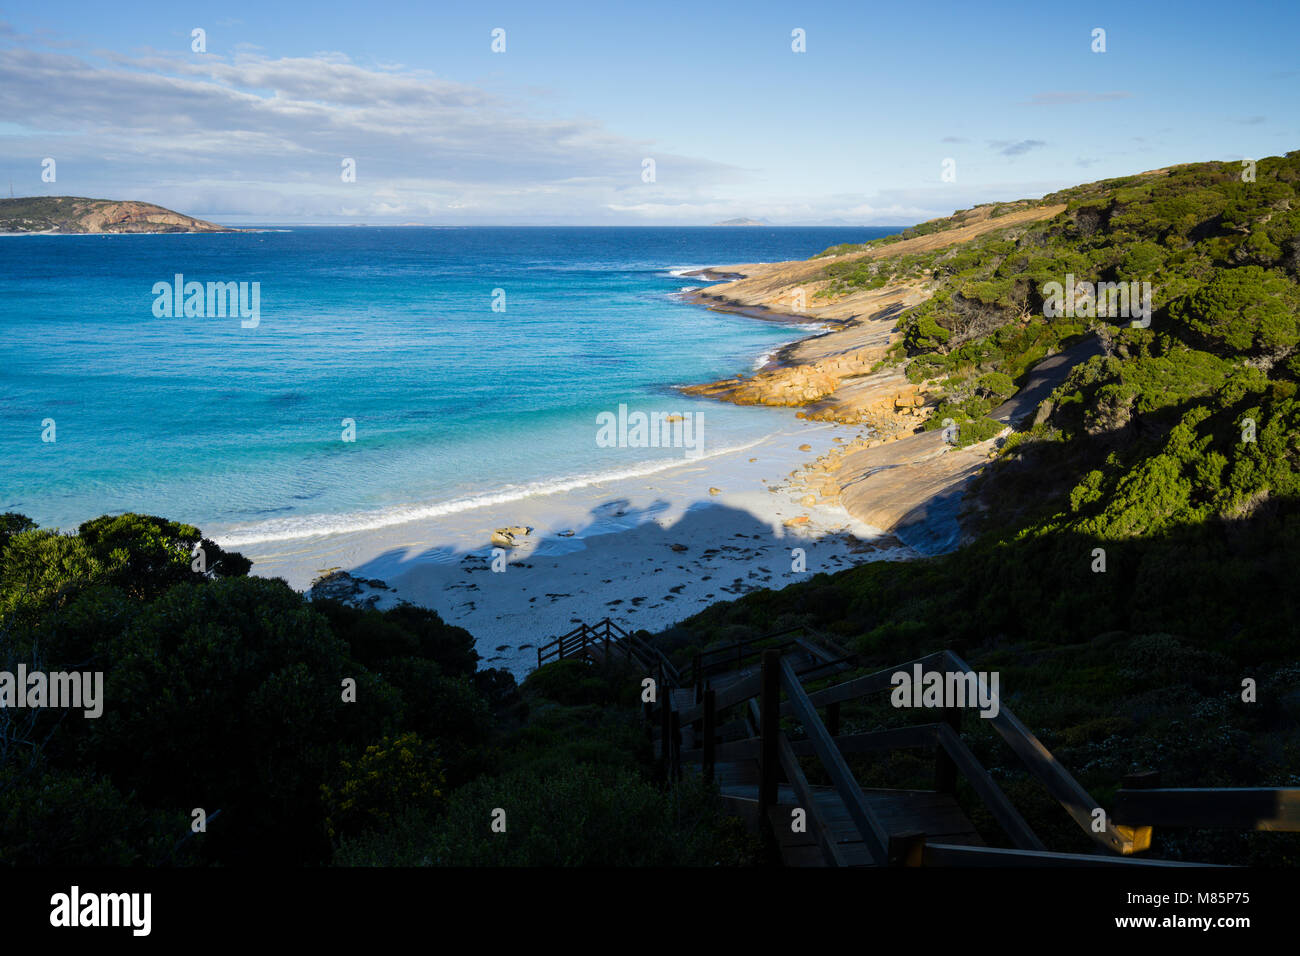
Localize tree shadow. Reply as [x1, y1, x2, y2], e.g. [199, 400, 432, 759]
[339, 493, 905, 672]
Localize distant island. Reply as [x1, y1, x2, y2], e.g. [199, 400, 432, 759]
[711, 217, 767, 226]
[0, 196, 237, 234]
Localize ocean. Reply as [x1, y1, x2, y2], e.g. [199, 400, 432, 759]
[0, 226, 895, 544]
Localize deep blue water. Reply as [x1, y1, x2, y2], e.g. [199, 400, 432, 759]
[0, 226, 896, 541]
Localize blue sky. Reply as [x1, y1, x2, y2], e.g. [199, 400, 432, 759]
[1, 0, 1296, 224]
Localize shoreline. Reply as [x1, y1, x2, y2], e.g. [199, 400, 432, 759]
[670, 206, 1082, 555]
[232, 415, 908, 677]
[228, 235, 1000, 674]
[220, 256, 922, 677]
[234, 217, 1082, 674]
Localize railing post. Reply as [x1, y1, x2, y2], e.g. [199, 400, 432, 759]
[759, 649, 781, 818]
[659, 662, 671, 780]
[935, 705, 961, 793]
[1115, 770, 1161, 851]
[702, 689, 716, 785]
[888, 831, 926, 867]
[827, 702, 840, 738]
[693, 652, 703, 703]
[671, 710, 682, 782]
[537, 645, 543, 670]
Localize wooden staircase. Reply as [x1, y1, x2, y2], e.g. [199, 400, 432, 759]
[535, 624, 1300, 867]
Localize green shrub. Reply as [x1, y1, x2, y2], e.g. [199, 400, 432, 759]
[322, 731, 445, 842]
[521, 658, 619, 706]
[336, 766, 759, 867]
[1169, 266, 1300, 354]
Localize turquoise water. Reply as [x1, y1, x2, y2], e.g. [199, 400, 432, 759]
[0, 226, 894, 541]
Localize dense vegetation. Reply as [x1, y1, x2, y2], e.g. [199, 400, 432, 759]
[822, 154, 1300, 447]
[663, 153, 1300, 863]
[0, 513, 752, 866]
[0, 196, 226, 233]
[5, 154, 1297, 866]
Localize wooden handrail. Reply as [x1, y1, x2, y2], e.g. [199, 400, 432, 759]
[777, 654, 891, 864]
[686, 625, 839, 683]
[534, 618, 682, 687]
[795, 651, 949, 712]
[777, 730, 848, 867]
[943, 651, 1142, 856]
[681, 724, 942, 764]
[689, 638, 804, 685]
[677, 652, 840, 725]
[933, 723, 1045, 851]
[674, 642, 1140, 856]
[649, 636, 1280, 867]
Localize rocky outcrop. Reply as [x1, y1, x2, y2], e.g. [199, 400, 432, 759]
[684, 203, 1065, 324]
[681, 201, 1073, 553]
[832, 430, 1002, 554]
[308, 570, 396, 608]
[0, 196, 239, 233]
[490, 526, 533, 549]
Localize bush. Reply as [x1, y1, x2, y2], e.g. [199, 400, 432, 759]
[1169, 266, 1300, 354]
[521, 658, 618, 706]
[83, 576, 400, 864]
[335, 766, 759, 867]
[310, 599, 478, 676]
[975, 372, 1017, 401]
[0, 763, 185, 866]
[322, 731, 445, 842]
[958, 416, 1006, 447]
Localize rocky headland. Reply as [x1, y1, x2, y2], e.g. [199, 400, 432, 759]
[0, 196, 239, 234]
[680, 201, 1077, 553]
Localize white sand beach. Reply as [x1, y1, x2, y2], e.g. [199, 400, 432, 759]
[223, 413, 911, 677]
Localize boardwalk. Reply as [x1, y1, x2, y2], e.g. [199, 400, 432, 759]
[537, 619, 1300, 867]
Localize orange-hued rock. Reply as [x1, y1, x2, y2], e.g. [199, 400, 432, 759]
[831, 430, 995, 554]
[679, 201, 1070, 553]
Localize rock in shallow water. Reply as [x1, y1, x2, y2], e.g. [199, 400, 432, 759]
[491, 525, 533, 548]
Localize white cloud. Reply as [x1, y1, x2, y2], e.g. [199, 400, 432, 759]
[0, 32, 736, 222]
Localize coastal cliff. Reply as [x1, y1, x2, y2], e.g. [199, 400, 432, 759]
[0, 196, 238, 233]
